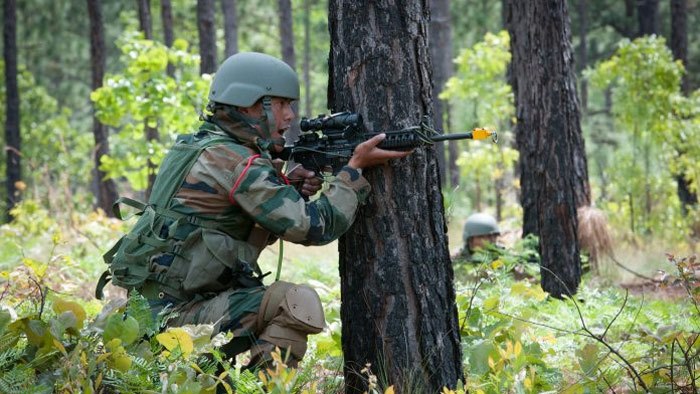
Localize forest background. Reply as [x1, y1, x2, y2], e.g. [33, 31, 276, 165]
[1, 0, 700, 393]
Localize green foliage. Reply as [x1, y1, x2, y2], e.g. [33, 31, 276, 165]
[440, 32, 519, 217]
[585, 36, 700, 242]
[91, 31, 209, 191]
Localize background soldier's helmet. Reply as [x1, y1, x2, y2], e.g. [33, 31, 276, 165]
[208, 52, 300, 107]
[462, 212, 501, 244]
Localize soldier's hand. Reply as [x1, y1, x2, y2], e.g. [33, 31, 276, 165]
[348, 133, 413, 170]
[287, 166, 323, 197]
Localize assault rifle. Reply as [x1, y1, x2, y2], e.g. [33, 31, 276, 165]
[275, 111, 497, 175]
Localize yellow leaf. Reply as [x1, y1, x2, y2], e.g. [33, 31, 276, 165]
[514, 341, 522, 357]
[384, 386, 395, 394]
[487, 356, 495, 369]
[52, 338, 68, 356]
[524, 377, 532, 390]
[52, 297, 86, 330]
[490, 259, 504, 269]
[483, 295, 500, 310]
[156, 327, 194, 357]
[22, 257, 47, 278]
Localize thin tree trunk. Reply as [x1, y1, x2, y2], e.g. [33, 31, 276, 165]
[429, 0, 453, 187]
[577, 0, 588, 114]
[670, 0, 697, 218]
[137, 0, 159, 199]
[302, 0, 311, 117]
[136, 0, 153, 39]
[4, 0, 21, 222]
[221, 0, 238, 57]
[161, 0, 175, 76]
[637, 0, 659, 37]
[277, 0, 300, 143]
[329, 2, 463, 392]
[507, 0, 588, 297]
[197, 0, 217, 75]
[87, 0, 119, 216]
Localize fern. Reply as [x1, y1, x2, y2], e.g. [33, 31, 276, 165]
[126, 291, 155, 337]
[0, 364, 36, 394]
[234, 369, 263, 394]
[0, 331, 20, 353]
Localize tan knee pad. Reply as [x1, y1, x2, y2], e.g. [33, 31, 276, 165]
[255, 281, 325, 360]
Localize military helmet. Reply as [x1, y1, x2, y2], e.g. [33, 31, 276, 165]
[462, 212, 501, 244]
[208, 52, 300, 107]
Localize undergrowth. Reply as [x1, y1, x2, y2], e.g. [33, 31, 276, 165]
[0, 201, 698, 393]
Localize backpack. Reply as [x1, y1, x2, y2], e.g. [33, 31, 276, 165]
[95, 133, 235, 300]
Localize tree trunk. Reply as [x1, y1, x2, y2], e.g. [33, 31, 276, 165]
[670, 0, 697, 217]
[161, 0, 175, 76]
[302, 0, 311, 117]
[197, 0, 217, 75]
[4, 0, 20, 222]
[637, 0, 659, 37]
[87, 0, 119, 216]
[277, 0, 301, 143]
[221, 0, 238, 57]
[507, 0, 588, 298]
[576, 0, 588, 114]
[329, 2, 463, 393]
[136, 0, 153, 39]
[137, 0, 159, 199]
[429, 0, 453, 187]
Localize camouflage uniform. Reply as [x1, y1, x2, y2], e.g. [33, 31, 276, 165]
[146, 112, 370, 365]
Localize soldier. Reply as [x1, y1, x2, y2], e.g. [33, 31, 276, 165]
[459, 212, 501, 261]
[96, 52, 411, 370]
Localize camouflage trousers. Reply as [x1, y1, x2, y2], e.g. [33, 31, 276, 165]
[150, 282, 324, 367]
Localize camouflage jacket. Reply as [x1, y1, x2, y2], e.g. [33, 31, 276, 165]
[146, 115, 370, 297]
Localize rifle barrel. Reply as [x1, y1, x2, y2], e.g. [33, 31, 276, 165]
[429, 129, 497, 143]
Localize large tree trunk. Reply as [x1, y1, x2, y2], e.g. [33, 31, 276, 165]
[429, 0, 453, 187]
[507, 0, 589, 297]
[277, 0, 301, 143]
[197, 0, 217, 75]
[87, 0, 119, 216]
[136, 0, 159, 199]
[161, 0, 175, 76]
[329, 2, 463, 393]
[637, 0, 659, 37]
[4, 0, 21, 222]
[221, 0, 238, 57]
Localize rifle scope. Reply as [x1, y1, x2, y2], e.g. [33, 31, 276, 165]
[300, 112, 361, 131]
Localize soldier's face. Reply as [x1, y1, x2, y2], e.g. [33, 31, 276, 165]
[241, 97, 296, 153]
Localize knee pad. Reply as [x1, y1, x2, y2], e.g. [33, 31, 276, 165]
[257, 281, 325, 333]
[256, 281, 325, 360]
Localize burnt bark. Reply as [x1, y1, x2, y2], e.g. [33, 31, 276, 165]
[4, 0, 20, 222]
[429, 0, 453, 187]
[197, 0, 217, 75]
[506, 0, 589, 297]
[87, 0, 119, 216]
[329, 2, 463, 392]
[221, 0, 238, 57]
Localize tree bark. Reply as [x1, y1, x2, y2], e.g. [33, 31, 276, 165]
[4, 0, 21, 222]
[429, 0, 453, 187]
[161, 0, 175, 76]
[507, 0, 589, 297]
[197, 0, 217, 75]
[576, 0, 588, 114]
[637, 0, 659, 37]
[87, 0, 119, 216]
[329, 2, 463, 392]
[221, 0, 238, 57]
